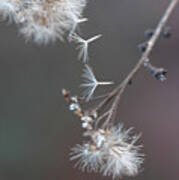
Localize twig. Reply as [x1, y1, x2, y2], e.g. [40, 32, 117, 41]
[95, 110, 110, 129]
[89, 0, 178, 123]
[104, 0, 179, 124]
[63, 1, 178, 178]
[63, 0, 178, 128]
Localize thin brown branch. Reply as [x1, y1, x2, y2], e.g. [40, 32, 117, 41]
[93, 0, 178, 124]
[95, 110, 110, 129]
[107, 0, 179, 124]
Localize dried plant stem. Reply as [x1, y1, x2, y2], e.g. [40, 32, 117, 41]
[63, 1, 178, 178]
[93, 0, 178, 123]
[95, 110, 110, 129]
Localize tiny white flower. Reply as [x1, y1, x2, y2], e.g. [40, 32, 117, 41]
[81, 65, 114, 101]
[81, 116, 93, 130]
[81, 116, 93, 122]
[69, 103, 80, 111]
[72, 34, 102, 62]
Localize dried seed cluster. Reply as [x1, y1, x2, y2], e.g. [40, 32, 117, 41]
[62, 89, 144, 179]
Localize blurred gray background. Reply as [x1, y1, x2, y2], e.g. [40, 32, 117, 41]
[0, 0, 179, 180]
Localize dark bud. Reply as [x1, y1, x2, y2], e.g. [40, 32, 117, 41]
[143, 60, 167, 82]
[62, 88, 71, 102]
[154, 68, 168, 81]
[145, 29, 154, 39]
[138, 42, 148, 53]
[128, 79, 133, 85]
[162, 27, 171, 38]
[62, 88, 69, 98]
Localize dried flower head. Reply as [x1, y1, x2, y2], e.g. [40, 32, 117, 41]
[0, 0, 87, 44]
[71, 124, 144, 179]
[101, 125, 144, 179]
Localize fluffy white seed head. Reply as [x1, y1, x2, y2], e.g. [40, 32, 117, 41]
[101, 125, 144, 179]
[70, 124, 144, 179]
[0, 0, 87, 44]
[0, 0, 20, 22]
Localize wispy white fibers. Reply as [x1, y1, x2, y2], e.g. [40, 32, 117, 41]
[101, 125, 144, 179]
[0, 0, 87, 44]
[71, 124, 144, 179]
[72, 33, 102, 62]
[81, 64, 114, 101]
[70, 143, 104, 172]
[0, 0, 19, 22]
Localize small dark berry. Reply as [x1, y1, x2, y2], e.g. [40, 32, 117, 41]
[145, 29, 154, 38]
[154, 68, 168, 81]
[162, 27, 171, 38]
[138, 42, 148, 53]
[128, 79, 133, 85]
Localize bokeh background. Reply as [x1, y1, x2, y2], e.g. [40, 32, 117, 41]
[0, 0, 178, 180]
